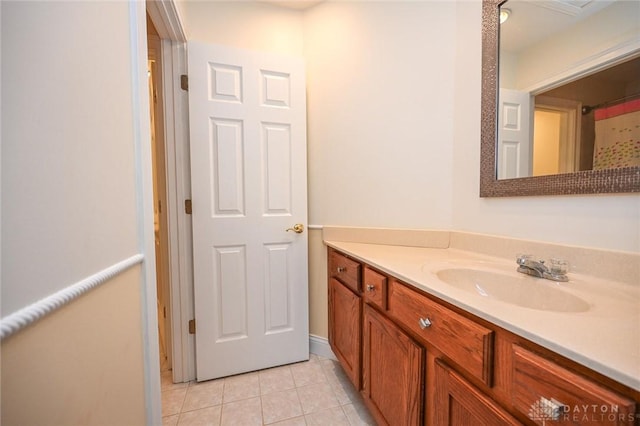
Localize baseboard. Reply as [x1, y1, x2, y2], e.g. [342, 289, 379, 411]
[309, 334, 336, 360]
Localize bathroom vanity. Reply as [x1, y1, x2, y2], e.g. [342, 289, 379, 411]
[326, 240, 640, 426]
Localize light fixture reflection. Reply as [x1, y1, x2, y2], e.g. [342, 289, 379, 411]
[500, 8, 511, 24]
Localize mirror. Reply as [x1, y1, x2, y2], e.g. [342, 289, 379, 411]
[480, 0, 640, 196]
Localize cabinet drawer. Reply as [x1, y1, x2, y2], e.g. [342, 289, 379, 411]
[363, 267, 387, 310]
[388, 280, 494, 386]
[511, 345, 636, 426]
[329, 250, 361, 292]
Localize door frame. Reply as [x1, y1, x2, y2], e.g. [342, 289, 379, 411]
[534, 96, 582, 174]
[145, 1, 196, 383]
[147, 23, 172, 373]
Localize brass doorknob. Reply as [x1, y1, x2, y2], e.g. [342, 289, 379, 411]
[286, 224, 304, 234]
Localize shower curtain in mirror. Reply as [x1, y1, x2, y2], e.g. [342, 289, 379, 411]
[592, 98, 640, 170]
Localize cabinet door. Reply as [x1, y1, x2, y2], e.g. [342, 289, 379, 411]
[328, 278, 362, 389]
[434, 359, 522, 426]
[362, 305, 424, 426]
[511, 345, 636, 426]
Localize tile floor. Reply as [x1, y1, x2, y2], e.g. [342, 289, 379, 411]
[161, 354, 377, 425]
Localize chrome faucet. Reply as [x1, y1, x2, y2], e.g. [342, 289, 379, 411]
[516, 255, 568, 282]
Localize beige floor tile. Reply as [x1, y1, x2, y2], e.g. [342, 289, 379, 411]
[259, 365, 295, 395]
[322, 360, 360, 406]
[327, 375, 360, 406]
[342, 403, 377, 426]
[305, 407, 350, 425]
[177, 405, 222, 426]
[297, 382, 340, 415]
[320, 359, 350, 384]
[220, 396, 263, 426]
[162, 388, 187, 417]
[269, 416, 307, 426]
[162, 414, 179, 426]
[162, 370, 189, 391]
[291, 361, 327, 387]
[261, 388, 303, 424]
[308, 353, 322, 363]
[223, 372, 260, 403]
[182, 379, 225, 412]
[161, 356, 374, 425]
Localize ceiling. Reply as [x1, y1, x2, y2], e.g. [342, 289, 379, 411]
[499, 0, 616, 54]
[254, 0, 627, 58]
[260, 0, 325, 10]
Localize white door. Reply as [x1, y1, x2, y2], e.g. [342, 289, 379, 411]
[498, 88, 532, 179]
[187, 41, 309, 381]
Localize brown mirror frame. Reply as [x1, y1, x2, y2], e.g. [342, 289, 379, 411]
[480, 0, 640, 197]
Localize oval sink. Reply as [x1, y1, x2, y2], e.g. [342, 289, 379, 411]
[436, 268, 590, 313]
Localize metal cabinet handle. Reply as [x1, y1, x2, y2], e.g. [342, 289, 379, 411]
[366, 284, 375, 291]
[336, 266, 346, 273]
[418, 317, 432, 329]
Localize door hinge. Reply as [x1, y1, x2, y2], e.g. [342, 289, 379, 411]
[185, 199, 192, 214]
[180, 74, 189, 91]
[188, 319, 196, 334]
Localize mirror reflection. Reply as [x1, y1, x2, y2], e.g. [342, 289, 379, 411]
[497, 0, 640, 180]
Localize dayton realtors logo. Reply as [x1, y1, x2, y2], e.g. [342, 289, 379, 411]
[528, 397, 637, 424]
[528, 397, 563, 425]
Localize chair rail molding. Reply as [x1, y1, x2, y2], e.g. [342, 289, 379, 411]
[0, 254, 144, 340]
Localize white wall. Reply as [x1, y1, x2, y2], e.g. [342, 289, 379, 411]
[2, 1, 139, 314]
[304, 1, 455, 229]
[1, 1, 157, 423]
[303, 0, 639, 252]
[176, 1, 305, 55]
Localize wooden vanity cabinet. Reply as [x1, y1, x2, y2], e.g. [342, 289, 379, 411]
[327, 248, 639, 426]
[328, 249, 362, 389]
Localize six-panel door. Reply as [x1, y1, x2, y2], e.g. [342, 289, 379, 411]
[188, 41, 309, 381]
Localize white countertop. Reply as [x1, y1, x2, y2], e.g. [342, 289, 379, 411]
[325, 241, 640, 391]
